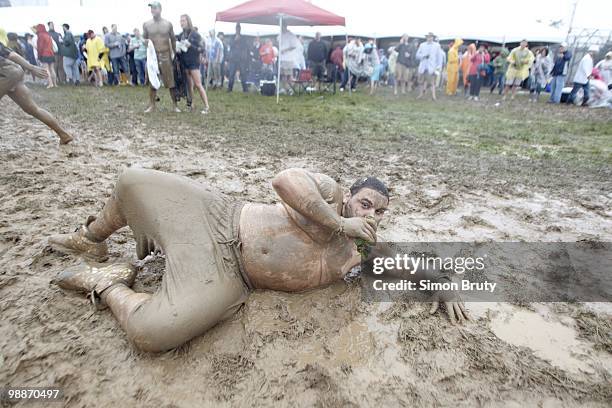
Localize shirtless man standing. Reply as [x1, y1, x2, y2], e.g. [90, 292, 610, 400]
[48, 168, 467, 352]
[143, 1, 179, 113]
[0, 41, 73, 144]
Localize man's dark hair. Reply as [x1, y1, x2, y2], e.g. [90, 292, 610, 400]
[350, 177, 389, 199]
[62, 23, 70, 30]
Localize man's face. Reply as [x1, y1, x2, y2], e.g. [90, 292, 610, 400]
[134, 29, 140, 37]
[151, 6, 161, 18]
[103, 27, 108, 34]
[427, 35, 433, 43]
[48, 22, 54, 31]
[315, 32, 321, 41]
[559, 46, 566, 53]
[343, 188, 389, 226]
[520, 41, 528, 49]
[111, 24, 117, 34]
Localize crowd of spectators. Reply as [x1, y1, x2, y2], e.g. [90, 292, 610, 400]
[2, 16, 611, 108]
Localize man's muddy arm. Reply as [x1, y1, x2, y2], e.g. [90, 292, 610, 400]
[7, 52, 33, 70]
[272, 168, 342, 230]
[272, 169, 377, 241]
[7, 52, 46, 78]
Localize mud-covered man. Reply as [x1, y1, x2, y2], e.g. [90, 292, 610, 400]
[49, 168, 467, 352]
[0, 41, 73, 144]
[143, 1, 179, 112]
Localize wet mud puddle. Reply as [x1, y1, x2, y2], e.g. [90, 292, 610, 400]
[470, 303, 608, 375]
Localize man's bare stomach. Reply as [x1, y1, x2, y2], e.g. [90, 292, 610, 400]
[239, 203, 360, 292]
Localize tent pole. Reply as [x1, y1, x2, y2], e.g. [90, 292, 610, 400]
[347, 29, 352, 96]
[276, 15, 283, 104]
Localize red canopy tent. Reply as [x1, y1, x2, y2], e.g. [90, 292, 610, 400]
[216, 0, 345, 26]
[215, 0, 346, 102]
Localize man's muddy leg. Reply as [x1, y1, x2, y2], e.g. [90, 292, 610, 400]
[85, 188, 128, 242]
[169, 87, 179, 111]
[101, 284, 150, 335]
[8, 83, 73, 144]
[48, 171, 138, 261]
[145, 87, 156, 112]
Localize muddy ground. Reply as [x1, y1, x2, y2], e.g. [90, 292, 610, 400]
[1, 84, 611, 407]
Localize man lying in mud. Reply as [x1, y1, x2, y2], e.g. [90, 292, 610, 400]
[0, 41, 73, 144]
[49, 168, 467, 352]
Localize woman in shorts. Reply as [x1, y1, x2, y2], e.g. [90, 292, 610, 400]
[178, 14, 209, 114]
[34, 24, 57, 88]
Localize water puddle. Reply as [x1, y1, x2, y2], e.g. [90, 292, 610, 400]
[471, 303, 593, 374]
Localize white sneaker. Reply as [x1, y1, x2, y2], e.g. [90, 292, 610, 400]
[474, 96, 479, 101]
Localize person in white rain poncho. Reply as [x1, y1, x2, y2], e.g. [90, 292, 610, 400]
[529, 48, 553, 102]
[416, 32, 443, 100]
[567, 45, 598, 106]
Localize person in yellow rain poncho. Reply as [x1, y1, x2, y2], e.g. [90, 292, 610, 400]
[446, 38, 463, 95]
[0, 28, 8, 47]
[85, 30, 105, 87]
[100, 45, 112, 83]
[460, 43, 475, 96]
[503, 39, 534, 100]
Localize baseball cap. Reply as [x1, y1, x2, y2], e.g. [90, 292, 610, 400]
[560, 42, 568, 47]
[148, 1, 161, 8]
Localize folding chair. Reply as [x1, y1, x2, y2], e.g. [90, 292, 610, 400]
[290, 68, 314, 95]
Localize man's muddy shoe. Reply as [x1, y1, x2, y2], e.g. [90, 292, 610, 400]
[48, 217, 108, 262]
[52, 262, 137, 308]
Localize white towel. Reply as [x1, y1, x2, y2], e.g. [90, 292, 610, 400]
[146, 41, 160, 90]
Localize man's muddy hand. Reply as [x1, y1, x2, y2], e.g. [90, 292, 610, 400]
[30, 65, 48, 79]
[429, 290, 470, 325]
[341, 217, 377, 243]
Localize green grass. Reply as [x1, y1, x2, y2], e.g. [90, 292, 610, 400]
[37, 83, 612, 165]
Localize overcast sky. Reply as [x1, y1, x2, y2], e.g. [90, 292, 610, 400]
[2, 0, 611, 41]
